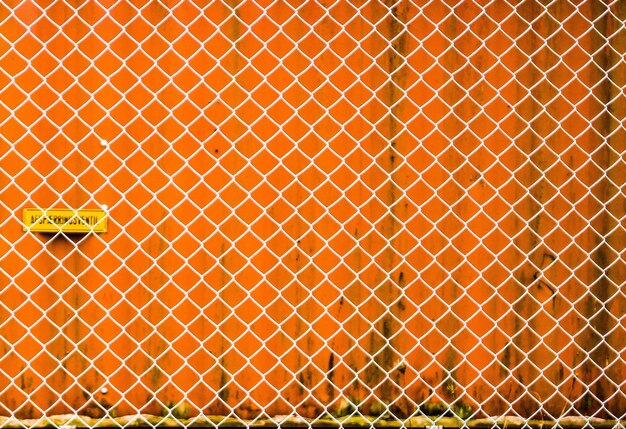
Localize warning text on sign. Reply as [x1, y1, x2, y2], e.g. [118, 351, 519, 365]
[23, 208, 108, 233]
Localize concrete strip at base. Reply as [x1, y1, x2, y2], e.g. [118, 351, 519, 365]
[0, 415, 621, 428]
[468, 416, 620, 429]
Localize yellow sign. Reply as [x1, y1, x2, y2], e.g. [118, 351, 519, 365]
[23, 208, 108, 233]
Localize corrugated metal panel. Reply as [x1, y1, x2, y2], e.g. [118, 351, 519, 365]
[0, 0, 623, 421]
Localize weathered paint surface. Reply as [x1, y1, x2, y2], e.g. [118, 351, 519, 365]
[0, 0, 624, 421]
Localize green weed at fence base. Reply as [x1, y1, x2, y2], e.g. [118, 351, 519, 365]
[0, 414, 621, 429]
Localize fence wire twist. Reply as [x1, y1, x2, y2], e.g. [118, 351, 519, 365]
[0, 1, 624, 428]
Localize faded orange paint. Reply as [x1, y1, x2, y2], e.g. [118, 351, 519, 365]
[0, 0, 624, 420]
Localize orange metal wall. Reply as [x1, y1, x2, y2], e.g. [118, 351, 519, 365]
[0, 0, 624, 420]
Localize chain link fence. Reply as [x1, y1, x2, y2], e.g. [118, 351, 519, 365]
[0, 1, 624, 427]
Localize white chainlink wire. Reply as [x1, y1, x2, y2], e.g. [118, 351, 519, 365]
[0, 1, 624, 428]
